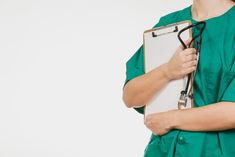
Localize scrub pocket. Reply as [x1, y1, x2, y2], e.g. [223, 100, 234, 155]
[205, 69, 235, 103]
[200, 132, 223, 157]
[204, 69, 220, 103]
[144, 133, 175, 157]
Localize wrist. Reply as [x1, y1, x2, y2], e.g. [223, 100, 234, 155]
[169, 109, 182, 130]
[161, 63, 173, 81]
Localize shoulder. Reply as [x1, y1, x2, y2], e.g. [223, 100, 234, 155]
[153, 5, 191, 28]
[228, 6, 235, 27]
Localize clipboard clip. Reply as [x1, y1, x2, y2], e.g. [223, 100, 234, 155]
[152, 26, 178, 37]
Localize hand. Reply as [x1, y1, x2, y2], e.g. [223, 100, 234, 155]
[144, 110, 178, 136]
[163, 38, 197, 80]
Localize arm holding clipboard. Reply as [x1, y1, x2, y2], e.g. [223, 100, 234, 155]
[143, 20, 195, 117]
[143, 20, 206, 117]
[123, 20, 205, 117]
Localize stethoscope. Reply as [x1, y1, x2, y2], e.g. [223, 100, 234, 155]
[177, 21, 206, 109]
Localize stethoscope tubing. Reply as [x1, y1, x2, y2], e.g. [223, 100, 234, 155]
[177, 21, 206, 99]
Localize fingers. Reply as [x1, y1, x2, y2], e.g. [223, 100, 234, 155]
[182, 52, 197, 72]
[184, 53, 197, 62]
[182, 60, 197, 68]
[170, 38, 197, 79]
[183, 66, 197, 74]
[182, 48, 196, 56]
[144, 115, 169, 136]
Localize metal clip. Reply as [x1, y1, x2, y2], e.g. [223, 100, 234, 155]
[178, 91, 187, 109]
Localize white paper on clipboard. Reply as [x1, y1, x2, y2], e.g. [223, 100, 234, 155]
[143, 20, 193, 116]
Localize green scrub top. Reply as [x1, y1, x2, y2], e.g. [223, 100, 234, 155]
[124, 5, 235, 157]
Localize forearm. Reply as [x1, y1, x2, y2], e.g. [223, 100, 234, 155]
[173, 102, 235, 131]
[123, 63, 170, 108]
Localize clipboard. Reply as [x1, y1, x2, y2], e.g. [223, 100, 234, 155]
[143, 20, 194, 116]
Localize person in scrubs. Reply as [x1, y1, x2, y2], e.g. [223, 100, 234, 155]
[122, 0, 235, 156]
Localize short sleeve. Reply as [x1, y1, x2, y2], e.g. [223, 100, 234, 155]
[123, 16, 170, 114]
[124, 46, 145, 86]
[123, 45, 145, 114]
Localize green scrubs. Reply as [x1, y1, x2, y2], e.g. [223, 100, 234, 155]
[124, 5, 235, 157]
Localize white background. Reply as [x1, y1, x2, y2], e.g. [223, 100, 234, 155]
[0, 0, 191, 156]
